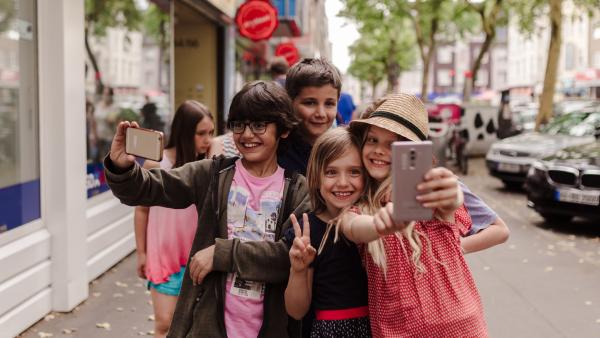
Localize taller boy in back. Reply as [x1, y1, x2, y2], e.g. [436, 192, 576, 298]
[104, 81, 310, 338]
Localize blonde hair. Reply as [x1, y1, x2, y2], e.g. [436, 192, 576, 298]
[305, 128, 366, 254]
[354, 112, 433, 275]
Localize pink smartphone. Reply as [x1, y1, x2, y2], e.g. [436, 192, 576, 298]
[125, 127, 164, 162]
[392, 141, 433, 222]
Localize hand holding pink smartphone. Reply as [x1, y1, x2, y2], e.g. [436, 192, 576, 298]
[125, 127, 164, 162]
[392, 141, 433, 222]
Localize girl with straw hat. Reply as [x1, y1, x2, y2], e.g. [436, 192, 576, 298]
[335, 93, 488, 337]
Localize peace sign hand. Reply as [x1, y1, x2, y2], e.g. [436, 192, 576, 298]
[289, 213, 317, 273]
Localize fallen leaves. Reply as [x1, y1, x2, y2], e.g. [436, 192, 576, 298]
[115, 281, 128, 288]
[38, 332, 53, 338]
[544, 266, 554, 272]
[96, 322, 111, 330]
[148, 314, 155, 321]
[61, 328, 77, 335]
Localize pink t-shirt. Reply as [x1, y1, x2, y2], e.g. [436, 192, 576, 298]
[145, 155, 198, 284]
[224, 160, 284, 338]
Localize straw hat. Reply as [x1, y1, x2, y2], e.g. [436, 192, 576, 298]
[350, 93, 429, 142]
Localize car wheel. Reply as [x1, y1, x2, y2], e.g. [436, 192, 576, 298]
[502, 181, 522, 190]
[540, 212, 573, 225]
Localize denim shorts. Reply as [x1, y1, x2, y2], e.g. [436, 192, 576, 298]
[147, 267, 185, 296]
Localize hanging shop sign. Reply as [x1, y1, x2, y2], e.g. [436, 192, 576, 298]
[275, 42, 299, 66]
[235, 0, 279, 41]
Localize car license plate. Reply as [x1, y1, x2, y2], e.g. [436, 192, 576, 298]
[497, 163, 520, 173]
[555, 189, 600, 206]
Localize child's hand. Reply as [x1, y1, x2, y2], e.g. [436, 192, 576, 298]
[136, 251, 147, 279]
[416, 167, 463, 220]
[189, 245, 215, 285]
[109, 121, 138, 170]
[374, 202, 408, 235]
[289, 214, 316, 273]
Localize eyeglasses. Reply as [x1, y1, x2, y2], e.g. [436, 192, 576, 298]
[228, 121, 273, 134]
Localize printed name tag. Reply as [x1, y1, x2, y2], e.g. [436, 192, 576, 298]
[229, 273, 265, 300]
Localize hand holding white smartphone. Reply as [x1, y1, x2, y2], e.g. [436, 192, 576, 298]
[392, 141, 433, 223]
[125, 127, 164, 162]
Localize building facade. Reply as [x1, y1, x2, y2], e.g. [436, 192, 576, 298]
[0, 1, 236, 336]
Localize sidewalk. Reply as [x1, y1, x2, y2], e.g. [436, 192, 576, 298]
[19, 253, 156, 338]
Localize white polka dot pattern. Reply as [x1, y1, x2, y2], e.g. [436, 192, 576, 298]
[363, 207, 488, 338]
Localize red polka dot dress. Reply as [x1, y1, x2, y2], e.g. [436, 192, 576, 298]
[362, 207, 488, 338]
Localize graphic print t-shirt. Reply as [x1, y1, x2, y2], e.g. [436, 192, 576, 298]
[224, 160, 284, 338]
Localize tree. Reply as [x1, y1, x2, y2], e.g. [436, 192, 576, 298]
[461, 0, 507, 102]
[347, 32, 385, 97]
[84, 0, 142, 95]
[341, 0, 469, 102]
[143, 3, 171, 91]
[510, 0, 599, 128]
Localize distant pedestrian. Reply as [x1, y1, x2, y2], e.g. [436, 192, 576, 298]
[270, 56, 289, 87]
[133, 100, 214, 338]
[337, 92, 356, 125]
[140, 95, 165, 132]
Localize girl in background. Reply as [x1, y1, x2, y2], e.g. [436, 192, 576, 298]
[284, 128, 371, 337]
[134, 100, 214, 337]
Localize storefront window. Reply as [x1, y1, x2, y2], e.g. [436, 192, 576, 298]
[0, 0, 39, 234]
[85, 0, 171, 198]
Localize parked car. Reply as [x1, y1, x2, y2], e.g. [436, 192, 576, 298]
[553, 99, 599, 116]
[486, 109, 600, 188]
[511, 103, 537, 134]
[525, 138, 600, 223]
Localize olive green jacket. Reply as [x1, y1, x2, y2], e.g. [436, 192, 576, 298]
[104, 155, 310, 337]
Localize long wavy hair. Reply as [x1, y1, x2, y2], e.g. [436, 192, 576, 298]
[353, 124, 433, 275]
[166, 100, 213, 168]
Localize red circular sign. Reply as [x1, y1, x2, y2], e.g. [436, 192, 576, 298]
[275, 42, 300, 66]
[235, 0, 279, 41]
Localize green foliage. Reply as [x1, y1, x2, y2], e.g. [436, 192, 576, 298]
[509, 0, 600, 37]
[143, 3, 170, 44]
[85, 0, 142, 36]
[116, 107, 140, 123]
[0, 0, 16, 33]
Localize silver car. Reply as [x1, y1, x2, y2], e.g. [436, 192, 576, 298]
[486, 110, 600, 188]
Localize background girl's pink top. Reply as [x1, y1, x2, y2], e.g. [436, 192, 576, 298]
[144, 155, 198, 284]
[363, 207, 488, 338]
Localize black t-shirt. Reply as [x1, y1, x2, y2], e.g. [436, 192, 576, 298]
[277, 130, 312, 176]
[284, 212, 368, 311]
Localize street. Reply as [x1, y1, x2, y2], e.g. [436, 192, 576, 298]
[18, 158, 600, 338]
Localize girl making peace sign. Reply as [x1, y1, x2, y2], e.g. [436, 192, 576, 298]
[284, 128, 372, 337]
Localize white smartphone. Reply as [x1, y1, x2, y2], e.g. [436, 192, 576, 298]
[392, 141, 433, 222]
[125, 127, 164, 162]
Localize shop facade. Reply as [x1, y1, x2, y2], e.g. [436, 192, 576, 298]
[0, 0, 235, 336]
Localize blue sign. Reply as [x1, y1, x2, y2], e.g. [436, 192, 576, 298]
[0, 179, 41, 232]
[87, 162, 110, 198]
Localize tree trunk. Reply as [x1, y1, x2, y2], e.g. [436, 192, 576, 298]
[386, 39, 399, 93]
[536, 0, 562, 129]
[372, 81, 378, 99]
[85, 27, 104, 96]
[420, 18, 438, 103]
[463, 0, 502, 102]
[463, 32, 494, 102]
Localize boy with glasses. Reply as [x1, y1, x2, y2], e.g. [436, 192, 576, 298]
[104, 81, 310, 337]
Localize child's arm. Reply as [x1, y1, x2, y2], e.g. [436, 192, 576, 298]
[285, 214, 316, 320]
[105, 123, 210, 209]
[134, 206, 149, 279]
[132, 160, 161, 279]
[195, 178, 312, 285]
[461, 217, 510, 254]
[340, 204, 406, 244]
[458, 181, 509, 252]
